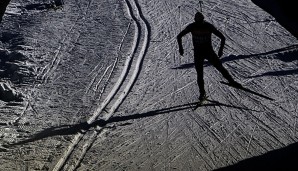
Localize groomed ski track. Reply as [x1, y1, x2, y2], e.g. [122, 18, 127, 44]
[52, 0, 150, 170]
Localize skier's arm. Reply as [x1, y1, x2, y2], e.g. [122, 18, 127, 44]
[177, 25, 192, 56]
[211, 25, 226, 57]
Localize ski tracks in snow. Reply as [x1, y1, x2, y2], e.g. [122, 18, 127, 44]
[37, 0, 94, 84]
[52, 0, 150, 170]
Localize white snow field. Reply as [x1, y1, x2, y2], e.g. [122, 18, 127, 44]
[0, 0, 297, 170]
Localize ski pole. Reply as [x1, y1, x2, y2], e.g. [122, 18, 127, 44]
[199, 1, 203, 12]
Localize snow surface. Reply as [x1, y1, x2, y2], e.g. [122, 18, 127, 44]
[0, 0, 297, 170]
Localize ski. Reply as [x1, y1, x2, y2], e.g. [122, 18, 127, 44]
[193, 96, 209, 110]
[220, 81, 274, 101]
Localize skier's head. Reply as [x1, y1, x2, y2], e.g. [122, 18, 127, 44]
[195, 12, 204, 23]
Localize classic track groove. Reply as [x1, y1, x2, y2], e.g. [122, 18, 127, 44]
[52, 0, 150, 170]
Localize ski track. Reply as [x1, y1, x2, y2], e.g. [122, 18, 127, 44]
[38, 14, 79, 83]
[6, 0, 96, 133]
[38, 0, 95, 84]
[2, 0, 298, 170]
[52, 0, 150, 170]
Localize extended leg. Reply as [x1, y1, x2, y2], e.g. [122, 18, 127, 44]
[194, 57, 206, 99]
[208, 54, 240, 86]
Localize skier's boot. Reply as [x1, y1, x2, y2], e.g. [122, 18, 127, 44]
[193, 94, 208, 110]
[199, 94, 207, 102]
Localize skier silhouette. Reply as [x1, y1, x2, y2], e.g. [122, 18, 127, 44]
[177, 12, 242, 101]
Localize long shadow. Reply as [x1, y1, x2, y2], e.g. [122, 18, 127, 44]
[251, 0, 298, 39]
[220, 81, 275, 101]
[0, 32, 25, 49]
[247, 47, 298, 77]
[6, 100, 259, 146]
[171, 63, 195, 69]
[24, 4, 55, 11]
[213, 141, 298, 171]
[171, 45, 298, 70]
[172, 45, 298, 78]
[221, 45, 298, 64]
[249, 68, 298, 78]
[23, 1, 63, 11]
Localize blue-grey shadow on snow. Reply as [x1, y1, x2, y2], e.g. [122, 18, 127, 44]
[245, 45, 298, 78]
[221, 45, 298, 64]
[171, 45, 298, 71]
[250, 68, 298, 78]
[6, 100, 259, 146]
[23, 0, 64, 11]
[251, 0, 298, 39]
[171, 63, 195, 69]
[171, 62, 211, 69]
[213, 141, 298, 171]
[0, 32, 25, 49]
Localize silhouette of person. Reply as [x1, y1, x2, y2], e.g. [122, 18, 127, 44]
[177, 11, 241, 101]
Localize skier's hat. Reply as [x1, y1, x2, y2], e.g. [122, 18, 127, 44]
[195, 11, 204, 22]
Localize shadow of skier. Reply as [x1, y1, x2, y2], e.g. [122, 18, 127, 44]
[5, 100, 259, 146]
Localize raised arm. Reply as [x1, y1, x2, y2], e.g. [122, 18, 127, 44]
[210, 25, 226, 57]
[177, 25, 192, 56]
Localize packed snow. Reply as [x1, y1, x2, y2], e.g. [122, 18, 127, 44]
[0, 0, 297, 170]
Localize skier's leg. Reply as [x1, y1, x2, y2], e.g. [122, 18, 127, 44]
[208, 53, 242, 87]
[194, 55, 206, 99]
[208, 53, 236, 82]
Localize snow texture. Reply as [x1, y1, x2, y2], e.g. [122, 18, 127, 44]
[0, 0, 297, 170]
